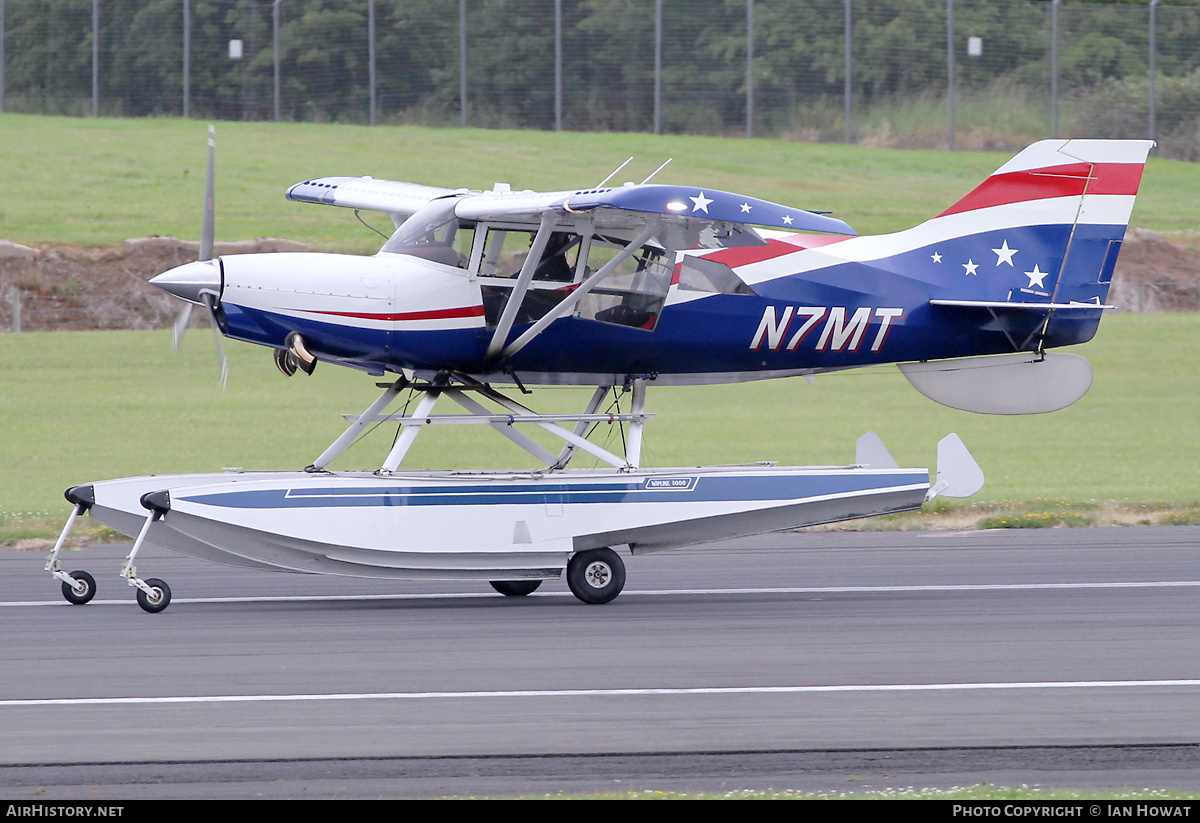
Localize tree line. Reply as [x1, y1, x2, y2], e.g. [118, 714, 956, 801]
[3, 0, 1198, 135]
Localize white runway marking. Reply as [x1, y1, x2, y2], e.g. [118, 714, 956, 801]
[5, 579, 1200, 608]
[4, 680, 1200, 708]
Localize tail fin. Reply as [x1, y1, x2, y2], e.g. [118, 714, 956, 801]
[908, 139, 1151, 348]
[901, 140, 1151, 413]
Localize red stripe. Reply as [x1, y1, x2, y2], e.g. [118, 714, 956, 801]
[702, 236, 846, 269]
[939, 162, 1145, 217]
[296, 305, 485, 322]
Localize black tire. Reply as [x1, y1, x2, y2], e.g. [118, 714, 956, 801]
[62, 570, 96, 605]
[136, 578, 172, 613]
[490, 580, 543, 597]
[566, 548, 625, 604]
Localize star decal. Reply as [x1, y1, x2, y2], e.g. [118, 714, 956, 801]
[782, 214, 793, 225]
[992, 240, 1018, 266]
[739, 202, 752, 213]
[963, 259, 979, 276]
[1025, 264, 1049, 289]
[689, 191, 713, 213]
[931, 252, 942, 263]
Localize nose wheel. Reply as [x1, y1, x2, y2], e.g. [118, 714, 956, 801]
[566, 547, 626, 604]
[61, 570, 97, 605]
[135, 578, 172, 613]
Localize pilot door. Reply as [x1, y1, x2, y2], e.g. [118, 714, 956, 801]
[471, 224, 671, 332]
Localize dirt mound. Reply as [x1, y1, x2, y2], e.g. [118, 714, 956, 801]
[0, 232, 1195, 333]
[0, 237, 306, 332]
[1110, 229, 1200, 312]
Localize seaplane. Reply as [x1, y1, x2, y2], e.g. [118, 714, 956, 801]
[46, 134, 1152, 612]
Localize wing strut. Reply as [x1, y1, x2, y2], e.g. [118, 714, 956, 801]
[497, 222, 659, 363]
[550, 385, 612, 469]
[308, 377, 409, 471]
[485, 212, 560, 361]
[309, 377, 653, 473]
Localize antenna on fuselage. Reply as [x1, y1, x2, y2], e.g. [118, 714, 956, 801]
[595, 157, 633, 189]
[639, 159, 672, 185]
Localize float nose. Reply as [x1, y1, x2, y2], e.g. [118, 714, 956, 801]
[150, 259, 222, 305]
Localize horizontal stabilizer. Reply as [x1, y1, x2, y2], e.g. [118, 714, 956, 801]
[899, 352, 1093, 415]
[930, 300, 1113, 312]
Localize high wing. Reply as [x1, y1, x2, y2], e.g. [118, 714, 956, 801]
[286, 177, 467, 226]
[286, 176, 857, 236]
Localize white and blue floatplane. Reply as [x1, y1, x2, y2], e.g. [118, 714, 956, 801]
[46, 135, 1151, 611]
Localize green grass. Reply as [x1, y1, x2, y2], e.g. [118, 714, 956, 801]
[1, 114, 1198, 251]
[0, 314, 1196, 530]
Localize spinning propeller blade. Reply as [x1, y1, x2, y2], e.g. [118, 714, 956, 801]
[198, 125, 215, 263]
[203, 292, 228, 389]
[171, 303, 193, 351]
[166, 125, 227, 385]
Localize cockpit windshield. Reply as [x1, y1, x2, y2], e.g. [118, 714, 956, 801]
[381, 197, 472, 268]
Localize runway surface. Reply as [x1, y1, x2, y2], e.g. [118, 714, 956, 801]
[3, 525, 1199, 798]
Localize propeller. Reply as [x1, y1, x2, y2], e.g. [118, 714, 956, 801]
[157, 125, 228, 387]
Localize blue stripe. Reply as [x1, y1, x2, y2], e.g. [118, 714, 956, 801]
[178, 473, 926, 511]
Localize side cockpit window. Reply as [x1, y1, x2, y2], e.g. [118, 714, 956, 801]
[476, 227, 582, 326]
[470, 220, 758, 333]
[574, 236, 672, 330]
[675, 254, 756, 295]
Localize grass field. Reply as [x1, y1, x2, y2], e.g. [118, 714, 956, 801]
[2, 114, 1199, 250]
[1, 115, 1197, 539]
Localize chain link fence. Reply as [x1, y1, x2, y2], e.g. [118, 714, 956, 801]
[2, 0, 1198, 156]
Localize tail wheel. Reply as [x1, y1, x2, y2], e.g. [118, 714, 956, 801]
[566, 548, 625, 604]
[62, 570, 96, 605]
[136, 578, 172, 614]
[490, 580, 543, 597]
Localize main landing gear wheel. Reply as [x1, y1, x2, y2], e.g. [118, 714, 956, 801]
[62, 570, 96, 605]
[136, 578, 172, 613]
[490, 580, 543, 597]
[566, 548, 625, 605]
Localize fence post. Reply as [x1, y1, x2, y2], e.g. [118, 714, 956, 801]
[946, 0, 954, 150]
[92, 0, 99, 117]
[273, 0, 282, 122]
[1051, 0, 1060, 138]
[1149, 0, 1159, 143]
[1, 0, 6, 114]
[368, 0, 376, 125]
[844, 0, 851, 143]
[746, 0, 754, 139]
[654, 0, 662, 135]
[183, 0, 190, 118]
[460, 0, 467, 128]
[554, 0, 562, 132]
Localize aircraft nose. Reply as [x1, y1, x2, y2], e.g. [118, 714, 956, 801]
[150, 259, 222, 305]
